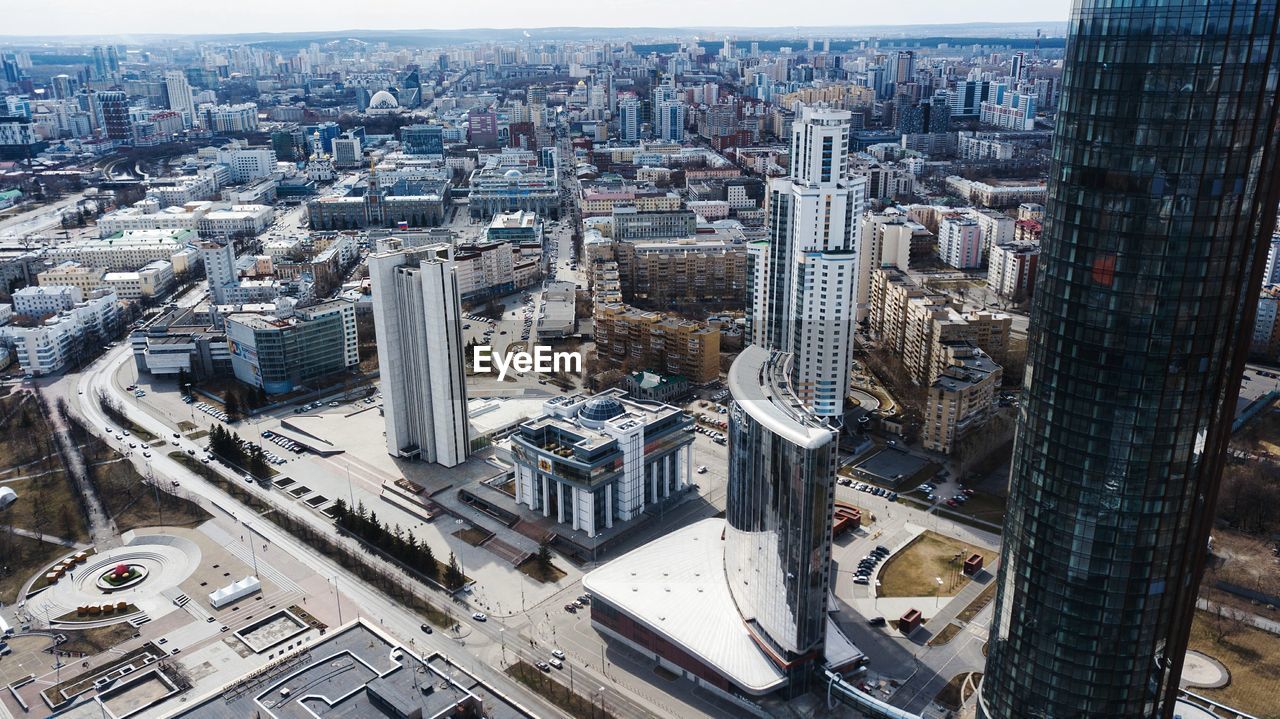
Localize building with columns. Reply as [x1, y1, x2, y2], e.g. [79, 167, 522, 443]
[510, 390, 694, 539]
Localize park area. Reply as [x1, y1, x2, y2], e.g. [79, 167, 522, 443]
[878, 531, 991, 598]
[1186, 610, 1280, 717]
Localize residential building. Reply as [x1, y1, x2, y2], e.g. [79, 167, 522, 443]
[921, 342, 1002, 454]
[215, 147, 277, 183]
[369, 241, 469, 467]
[101, 260, 174, 300]
[200, 103, 258, 133]
[869, 268, 1010, 384]
[945, 176, 1047, 208]
[987, 240, 1040, 300]
[97, 200, 211, 235]
[0, 290, 120, 375]
[12, 285, 82, 318]
[611, 207, 697, 240]
[510, 390, 695, 538]
[752, 106, 865, 417]
[856, 209, 935, 319]
[594, 302, 720, 384]
[47, 229, 198, 272]
[1251, 285, 1280, 362]
[618, 96, 640, 142]
[937, 213, 984, 269]
[979, 83, 1037, 131]
[979, 4, 1280, 716]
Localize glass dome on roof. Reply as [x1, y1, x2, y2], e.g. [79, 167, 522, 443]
[579, 396, 625, 425]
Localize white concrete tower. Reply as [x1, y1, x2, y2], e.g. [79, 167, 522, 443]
[369, 241, 470, 467]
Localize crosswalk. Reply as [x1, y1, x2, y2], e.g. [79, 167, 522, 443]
[200, 523, 302, 596]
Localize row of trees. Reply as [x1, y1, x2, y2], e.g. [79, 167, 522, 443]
[206, 424, 271, 479]
[331, 499, 466, 590]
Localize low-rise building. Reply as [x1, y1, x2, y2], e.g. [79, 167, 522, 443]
[102, 260, 175, 300]
[130, 304, 232, 379]
[47, 229, 197, 272]
[12, 285, 82, 318]
[0, 290, 120, 375]
[510, 391, 695, 538]
[196, 204, 273, 240]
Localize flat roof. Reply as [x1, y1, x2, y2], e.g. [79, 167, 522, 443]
[582, 518, 787, 695]
[728, 345, 834, 450]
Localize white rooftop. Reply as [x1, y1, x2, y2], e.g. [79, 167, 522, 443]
[582, 518, 787, 695]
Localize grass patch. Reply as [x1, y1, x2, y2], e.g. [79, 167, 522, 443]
[185, 429, 208, 440]
[3, 472, 89, 543]
[56, 623, 138, 655]
[1187, 609, 1280, 716]
[928, 623, 962, 647]
[878, 531, 991, 598]
[177, 421, 197, 431]
[453, 527, 494, 546]
[505, 660, 618, 719]
[951, 491, 1007, 524]
[517, 557, 567, 584]
[0, 534, 73, 604]
[80, 435, 209, 532]
[935, 672, 982, 711]
[956, 582, 998, 624]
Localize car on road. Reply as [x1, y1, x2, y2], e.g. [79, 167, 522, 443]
[868, 617, 887, 627]
[549, 658, 563, 669]
[471, 612, 487, 622]
[697, 465, 708, 474]
[551, 649, 565, 660]
[142, 451, 151, 458]
[420, 623, 433, 634]
[536, 661, 551, 672]
[173, 432, 181, 439]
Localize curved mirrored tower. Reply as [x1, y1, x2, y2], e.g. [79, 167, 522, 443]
[981, 1, 1280, 717]
[725, 345, 837, 684]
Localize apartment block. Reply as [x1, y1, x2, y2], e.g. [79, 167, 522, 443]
[593, 302, 720, 384]
[922, 342, 1002, 454]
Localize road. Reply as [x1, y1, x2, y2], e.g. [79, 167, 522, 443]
[0, 192, 89, 240]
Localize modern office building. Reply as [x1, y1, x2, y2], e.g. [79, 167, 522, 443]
[753, 106, 865, 417]
[400, 123, 444, 157]
[509, 390, 694, 539]
[224, 299, 358, 394]
[369, 241, 469, 467]
[979, 2, 1280, 717]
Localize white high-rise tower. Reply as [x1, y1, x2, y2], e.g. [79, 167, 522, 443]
[752, 106, 865, 417]
[164, 70, 197, 128]
[369, 241, 470, 467]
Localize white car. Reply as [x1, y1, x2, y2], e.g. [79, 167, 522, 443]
[471, 612, 487, 622]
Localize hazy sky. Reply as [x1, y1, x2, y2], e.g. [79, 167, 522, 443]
[7, 0, 1069, 37]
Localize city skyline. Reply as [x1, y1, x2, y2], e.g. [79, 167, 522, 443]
[3, 3, 1279, 718]
[2, 3, 1070, 38]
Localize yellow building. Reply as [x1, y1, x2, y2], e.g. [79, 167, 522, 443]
[594, 302, 720, 384]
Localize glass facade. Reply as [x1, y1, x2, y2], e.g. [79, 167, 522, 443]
[981, 2, 1280, 717]
[725, 346, 836, 688]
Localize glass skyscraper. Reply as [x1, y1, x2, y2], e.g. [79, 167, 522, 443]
[980, 1, 1280, 717]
